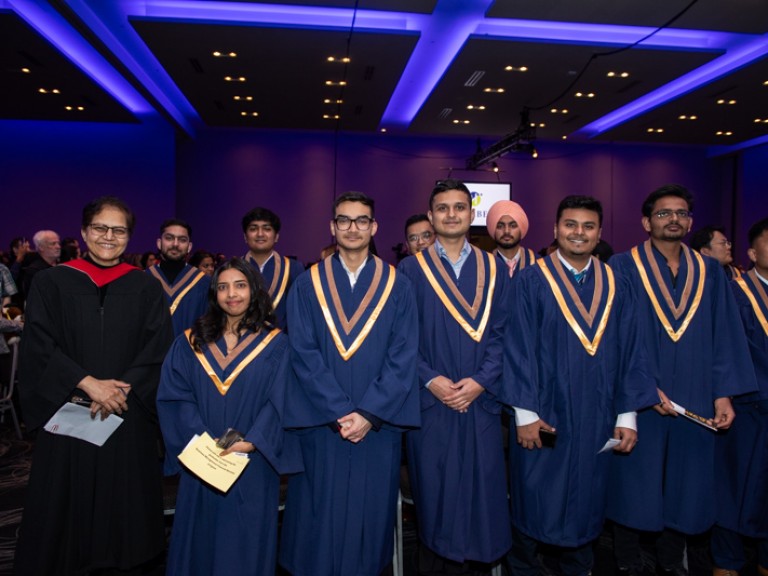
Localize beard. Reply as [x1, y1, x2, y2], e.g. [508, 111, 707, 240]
[496, 237, 520, 250]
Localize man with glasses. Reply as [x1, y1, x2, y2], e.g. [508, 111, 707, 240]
[241, 206, 302, 329]
[280, 192, 419, 576]
[690, 225, 742, 279]
[404, 213, 435, 255]
[486, 199, 536, 278]
[399, 179, 512, 571]
[606, 184, 756, 576]
[147, 219, 210, 336]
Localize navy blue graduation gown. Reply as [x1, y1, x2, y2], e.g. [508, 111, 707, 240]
[279, 254, 419, 576]
[607, 242, 756, 534]
[714, 271, 768, 539]
[398, 245, 512, 563]
[502, 255, 657, 547]
[147, 263, 210, 336]
[157, 328, 296, 576]
[245, 252, 303, 330]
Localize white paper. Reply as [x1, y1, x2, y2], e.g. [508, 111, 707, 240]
[598, 438, 621, 454]
[44, 402, 123, 446]
[668, 400, 718, 431]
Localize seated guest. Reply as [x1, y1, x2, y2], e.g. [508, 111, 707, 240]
[157, 258, 297, 576]
[189, 249, 216, 277]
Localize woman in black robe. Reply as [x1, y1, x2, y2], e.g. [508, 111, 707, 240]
[15, 196, 173, 575]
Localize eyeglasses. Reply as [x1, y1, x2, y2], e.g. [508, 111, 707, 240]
[334, 215, 374, 231]
[407, 231, 433, 244]
[89, 224, 129, 238]
[711, 239, 732, 248]
[652, 210, 692, 220]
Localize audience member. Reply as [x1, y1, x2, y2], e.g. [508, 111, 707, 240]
[189, 249, 215, 277]
[404, 213, 435, 255]
[690, 225, 742, 279]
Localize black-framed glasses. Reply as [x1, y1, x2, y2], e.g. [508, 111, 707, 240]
[407, 231, 433, 244]
[89, 224, 129, 238]
[652, 209, 692, 220]
[334, 215, 374, 231]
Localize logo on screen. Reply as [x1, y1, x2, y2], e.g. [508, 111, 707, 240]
[471, 191, 482, 207]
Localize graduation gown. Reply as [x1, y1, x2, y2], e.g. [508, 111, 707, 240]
[279, 254, 419, 576]
[714, 271, 768, 538]
[245, 252, 303, 330]
[502, 255, 657, 547]
[493, 246, 537, 278]
[157, 328, 296, 576]
[398, 244, 512, 563]
[147, 263, 210, 336]
[15, 259, 173, 575]
[607, 242, 756, 534]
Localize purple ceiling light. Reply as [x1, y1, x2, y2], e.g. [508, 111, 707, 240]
[7, 0, 153, 115]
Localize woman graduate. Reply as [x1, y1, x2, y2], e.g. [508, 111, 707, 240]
[157, 257, 297, 576]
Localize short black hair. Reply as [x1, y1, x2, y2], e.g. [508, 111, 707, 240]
[82, 196, 136, 236]
[160, 218, 192, 239]
[429, 179, 471, 211]
[690, 225, 725, 252]
[556, 195, 603, 226]
[333, 192, 375, 217]
[748, 217, 768, 246]
[641, 184, 694, 218]
[241, 207, 281, 234]
[404, 214, 430, 236]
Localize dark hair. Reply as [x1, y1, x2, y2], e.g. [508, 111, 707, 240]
[333, 192, 375, 217]
[82, 196, 136, 236]
[10, 237, 25, 253]
[241, 207, 281, 233]
[748, 217, 768, 246]
[140, 251, 157, 269]
[556, 195, 603, 226]
[189, 249, 215, 268]
[641, 184, 694, 218]
[592, 239, 614, 262]
[160, 218, 192, 239]
[190, 257, 274, 352]
[404, 213, 430, 236]
[429, 179, 471, 210]
[690, 225, 725, 252]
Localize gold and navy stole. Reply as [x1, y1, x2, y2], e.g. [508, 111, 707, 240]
[537, 255, 615, 356]
[185, 328, 281, 396]
[735, 270, 768, 337]
[310, 254, 395, 361]
[247, 252, 292, 308]
[727, 264, 742, 279]
[415, 244, 496, 343]
[630, 240, 706, 342]
[519, 247, 537, 271]
[148, 265, 206, 316]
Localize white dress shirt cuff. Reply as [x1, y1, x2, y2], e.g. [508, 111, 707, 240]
[615, 411, 637, 431]
[513, 407, 540, 427]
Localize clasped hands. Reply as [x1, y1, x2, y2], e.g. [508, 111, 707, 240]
[429, 376, 484, 413]
[76, 375, 131, 420]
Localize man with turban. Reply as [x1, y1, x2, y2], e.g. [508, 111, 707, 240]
[486, 200, 536, 278]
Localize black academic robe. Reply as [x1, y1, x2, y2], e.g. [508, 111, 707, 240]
[15, 260, 173, 575]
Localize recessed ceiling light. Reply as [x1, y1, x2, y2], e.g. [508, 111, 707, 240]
[21, 67, 30, 74]
[323, 114, 340, 120]
[327, 56, 351, 63]
[646, 128, 664, 133]
[716, 99, 737, 105]
[212, 51, 237, 58]
[562, 135, 568, 140]
[38, 88, 61, 94]
[452, 119, 470, 124]
[715, 130, 733, 136]
[575, 92, 595, 98]
[325, 80, 347, 86]
[466, 104, 485, 110]
[483, 87, 505, 93]
[233, 95, 254, 101]
[607, 71, 630, 78]
[224, 76, 246, 82]
[380, 128, 387, 133]
[763, 80, 768, 86]
[64, 105, 84, 111]
[239, 111, 259, 117]
[678, 115, 698, 120]
[323, 98, 343, 104]
[550, 108, 569, 114]
[504, 65, 528, 72]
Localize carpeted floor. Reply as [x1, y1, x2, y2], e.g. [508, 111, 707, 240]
[0, 421, 758, 576]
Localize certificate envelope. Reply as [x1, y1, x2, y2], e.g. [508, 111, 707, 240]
[44, 402, 123, 446]
[178, 432, 249, 493]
